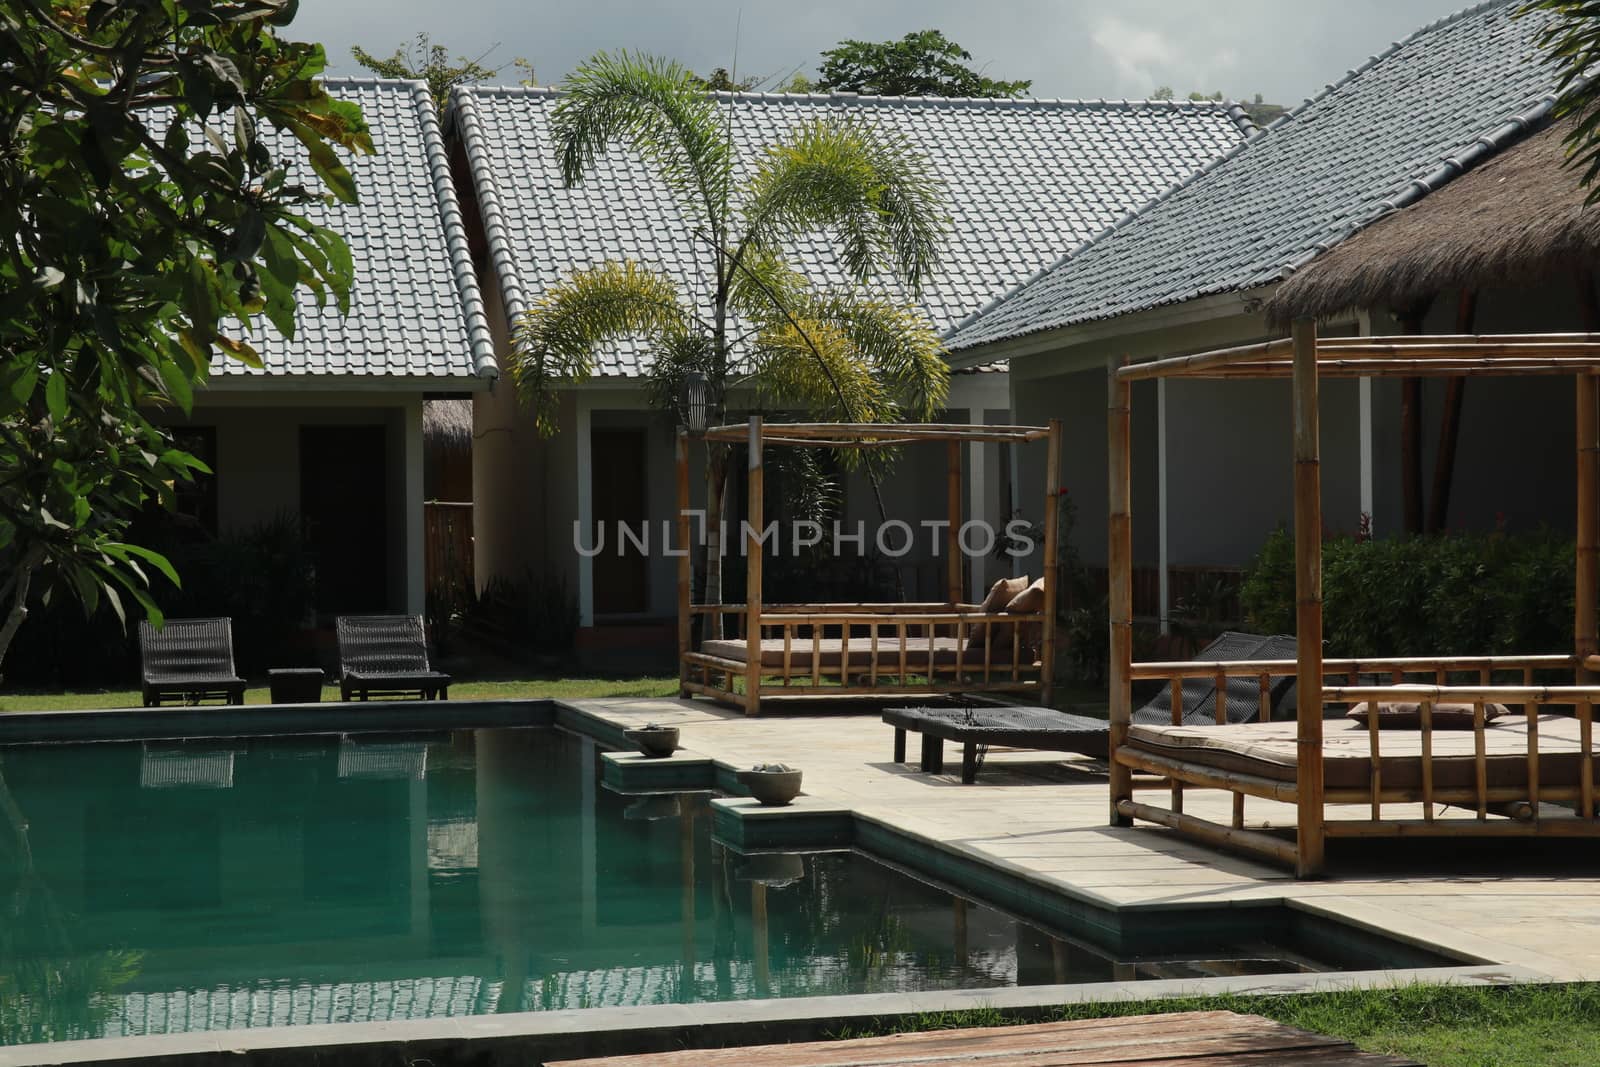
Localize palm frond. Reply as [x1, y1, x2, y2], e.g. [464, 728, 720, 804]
[749, 314, 891, 423]
[743, 284, 950, 421]
[727, 246, 812, 319]
[813, 294, 950, 420]
[747, 290, 949, 422]
[1522, 1, 1600, 205]
[737, 116, 948, 292]
[553, 51, 734, 232]
[510, 261, 691, 435]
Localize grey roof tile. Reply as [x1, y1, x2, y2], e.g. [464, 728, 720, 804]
[451, 87, 1248, 377]
[213, 78, 495, 383]
[947, 0, 1558, 351]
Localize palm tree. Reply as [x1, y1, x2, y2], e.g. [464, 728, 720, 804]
[510, 51, 952, 606]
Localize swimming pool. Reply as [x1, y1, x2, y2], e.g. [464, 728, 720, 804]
[0, 726, 1443, 1046]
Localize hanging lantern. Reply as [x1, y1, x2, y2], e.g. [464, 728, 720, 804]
[683, 370, 708, 434]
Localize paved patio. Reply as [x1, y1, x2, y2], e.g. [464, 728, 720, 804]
[568, 696, 1600, 982]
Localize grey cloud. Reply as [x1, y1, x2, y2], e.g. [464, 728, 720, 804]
[296, 0, 1472, 106]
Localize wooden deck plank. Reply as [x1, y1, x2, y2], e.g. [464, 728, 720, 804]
[547, 1011, 1417, 1067]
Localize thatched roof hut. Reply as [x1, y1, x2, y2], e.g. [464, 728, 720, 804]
[423, 399, 472, 459]
[1267, 119, 1600, 325]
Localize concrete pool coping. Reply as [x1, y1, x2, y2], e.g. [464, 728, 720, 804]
[0, 695, 1586, 1064]
[0, 963, 1543, 1066]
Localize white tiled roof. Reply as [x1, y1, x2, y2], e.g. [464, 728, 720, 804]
[452, 87, 1250, 377]
[947, 0, 1559, 351]
[213, 78, 495, 384]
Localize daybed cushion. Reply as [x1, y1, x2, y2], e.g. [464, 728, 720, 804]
[1345, 701, 1507, 729]
[1005, 578, 1047, 656]
[702, 636, 1029, 669]
[967, 575, 1030, 651]
[1123, 715, 1585, 792]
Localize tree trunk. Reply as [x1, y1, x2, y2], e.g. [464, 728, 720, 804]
[1396, 301, 1432, 536]
[0, 544, 46, 684]
[1425, 289, 1477, 534]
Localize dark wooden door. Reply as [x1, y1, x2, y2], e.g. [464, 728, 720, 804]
[591, 429, 649, 615]
[301, 425, 389, 614]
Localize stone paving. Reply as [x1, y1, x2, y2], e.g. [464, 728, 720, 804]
[569, 696, 1600, 982]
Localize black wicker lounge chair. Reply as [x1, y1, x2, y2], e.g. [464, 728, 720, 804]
[336, 615, 451, 701]
[138, 617, 247, 707]
[1132, 631, 1298, 726]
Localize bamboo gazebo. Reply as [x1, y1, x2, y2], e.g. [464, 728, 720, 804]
[1109, 323, 1600, 878]
[677, 419, 1062, 716]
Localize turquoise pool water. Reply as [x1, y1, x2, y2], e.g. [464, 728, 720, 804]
[0, 727, 1395, 1046]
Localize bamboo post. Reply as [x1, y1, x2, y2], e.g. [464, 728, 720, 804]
[677, 431, 692, 698]
[1108, 362, 1134, 825]
[1292, 318, 1326, 878]
[947, 439, 963, 604]
[1578, 373, 1598, 682]
[745, 418, 764, 716]
[1040, 419, 1062, 706]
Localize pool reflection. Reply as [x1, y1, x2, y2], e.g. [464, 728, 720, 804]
[0, 727, 1317, 1046]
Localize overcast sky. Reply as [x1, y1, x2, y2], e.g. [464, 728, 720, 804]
[293, 0, 1473, 105]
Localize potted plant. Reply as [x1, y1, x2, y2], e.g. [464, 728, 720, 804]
[736, 762, 803, 806]
[622, 723, 679, 758]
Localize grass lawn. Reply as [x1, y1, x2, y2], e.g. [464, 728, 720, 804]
[0, 674, 681, 712]
[1, 671, 1108, 714]
[840, 984, 1600, 1067]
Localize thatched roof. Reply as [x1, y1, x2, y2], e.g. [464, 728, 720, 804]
[1267, 119, 1600, 325]
[423, 399, 472, 458]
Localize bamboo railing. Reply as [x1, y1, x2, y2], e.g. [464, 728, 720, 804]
[679, 418, 1062, 715]
[1108, 326, 1600, 876]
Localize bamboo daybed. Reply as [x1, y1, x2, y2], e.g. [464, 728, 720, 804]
[676, 419, 1062, 716]
[1108, 323, 1600, 878]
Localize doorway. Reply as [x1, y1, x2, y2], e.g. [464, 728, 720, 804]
[591, 429, 649, 615]
[301, 425, 390, 615]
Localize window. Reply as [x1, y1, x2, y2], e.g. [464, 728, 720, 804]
[169, 426, 218, 536]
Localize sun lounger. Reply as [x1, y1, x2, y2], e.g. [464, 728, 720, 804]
[884, 704, 1109, 783]
[1132, 631, 1298, 726]
[138, 617, 247, 707]
[335, 615, 451, 701]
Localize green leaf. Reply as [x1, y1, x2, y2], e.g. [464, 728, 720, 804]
[114, 543, 181, 588]
[45, 371, 67, 421]
[8, 367, 37, 406]
[203, 55, 246, 98]
[102, 581, 127, 627]
[216, 334, 262, 368]
[157, 358, 194, 412]
[305, 137, 358, 204]
[185, 260, 219, 342]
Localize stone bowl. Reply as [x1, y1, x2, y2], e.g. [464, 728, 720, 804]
[623, 726, 679, 758]
[736, 767, 803, 806]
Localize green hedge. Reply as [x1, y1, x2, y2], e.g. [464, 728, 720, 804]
[1239, 528, 1574, 658]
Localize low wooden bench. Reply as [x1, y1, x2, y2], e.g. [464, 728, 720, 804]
[884, 704, 1110, 784]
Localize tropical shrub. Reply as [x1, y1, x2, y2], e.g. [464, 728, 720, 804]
[1240, 527, 1574, 657]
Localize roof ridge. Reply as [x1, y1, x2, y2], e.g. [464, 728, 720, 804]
[317, 75, 429, 90]
[409, 84, 498, 380]
[448, 87, 529, 330]
[944, 0, 1522, 346]
[462, 81, 1246, 111]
